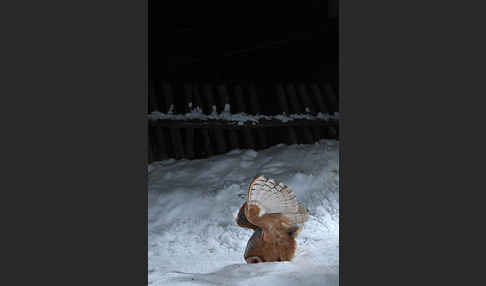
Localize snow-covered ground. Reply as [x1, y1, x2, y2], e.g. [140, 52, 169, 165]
[148, 140, 339, 286]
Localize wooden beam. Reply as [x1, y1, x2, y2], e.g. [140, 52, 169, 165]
[183, 128, 195, 159]
[297, 83, 315, 114]
[309, 83, 329, 114]
[162, 81, 175, 113]
[276, 84, 290, 114]
[323, 83, 339, 114]
[150, 118, 338, 129]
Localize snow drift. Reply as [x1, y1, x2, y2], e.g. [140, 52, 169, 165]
[148, 140, 339, 285]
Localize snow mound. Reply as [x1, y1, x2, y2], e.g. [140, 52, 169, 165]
[148, 140, 339, 286]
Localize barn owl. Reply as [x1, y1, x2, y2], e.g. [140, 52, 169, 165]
[235, 175, 309, 263]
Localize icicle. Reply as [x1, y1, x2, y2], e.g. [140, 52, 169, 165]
[167, 104, 174, 115]
[211, 105, 218, 116]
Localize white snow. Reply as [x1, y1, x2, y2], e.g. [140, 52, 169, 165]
[210, 105, 218, 116]
[148, 140, 339, 286]
[224, 103, 231, 113]
[167, 104, 174, 115]
[148, 107, 339, 124]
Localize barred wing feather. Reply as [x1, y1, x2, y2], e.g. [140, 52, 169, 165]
[246, 175, 308, 225]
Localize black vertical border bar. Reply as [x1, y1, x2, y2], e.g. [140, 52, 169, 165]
[2, 0, 148, 285]
[340, 0, 486, 285]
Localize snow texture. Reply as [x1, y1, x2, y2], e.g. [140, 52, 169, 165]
[148, 140, 339, 286]
[148, 106, 339, 123]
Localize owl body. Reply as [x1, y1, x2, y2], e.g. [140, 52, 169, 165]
[235, 176, 308, 264]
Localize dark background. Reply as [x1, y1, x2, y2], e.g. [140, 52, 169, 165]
[148, 0, 340, 162]
[149, 0, 338, 85]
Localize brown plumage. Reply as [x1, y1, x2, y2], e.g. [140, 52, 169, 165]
[235, 175, 308, 263]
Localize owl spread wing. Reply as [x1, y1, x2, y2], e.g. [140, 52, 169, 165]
[235, 201, 258, 230]
[245, 175, 309, 228]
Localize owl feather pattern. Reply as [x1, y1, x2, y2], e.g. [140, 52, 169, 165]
[235, 175, 309, 263]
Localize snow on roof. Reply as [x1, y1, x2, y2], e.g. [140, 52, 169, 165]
[148, 104, 339, 124]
